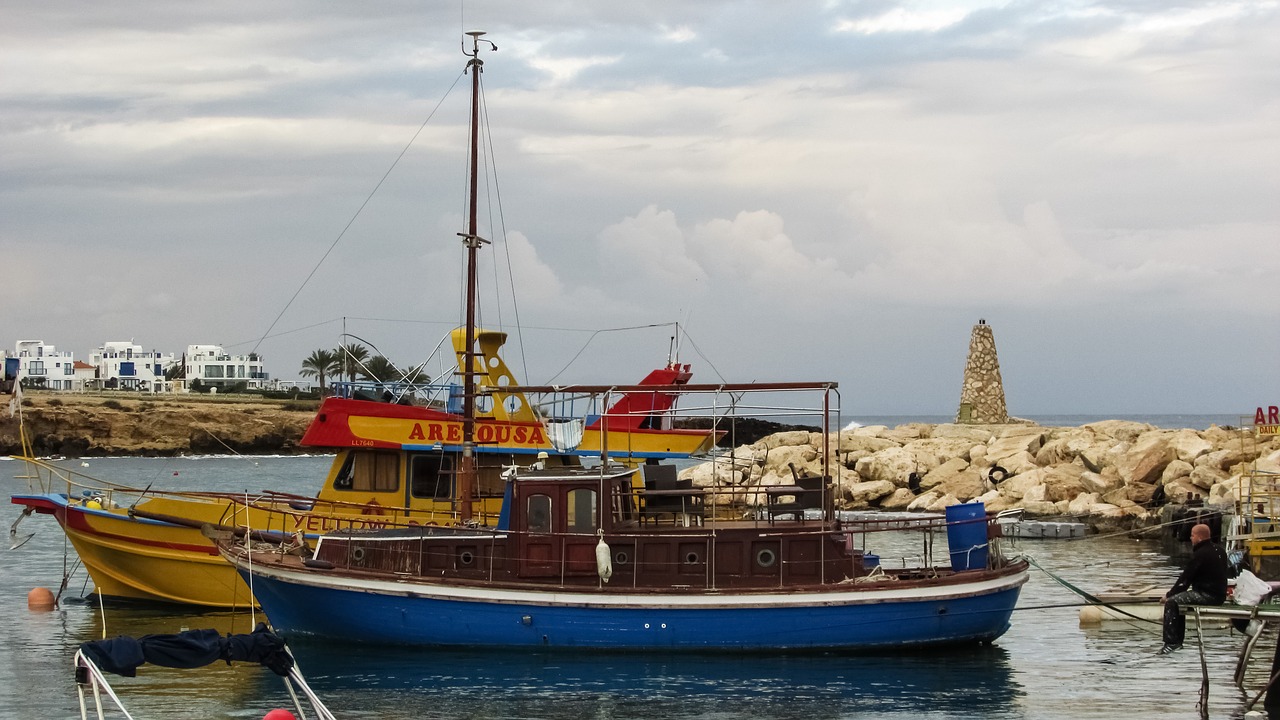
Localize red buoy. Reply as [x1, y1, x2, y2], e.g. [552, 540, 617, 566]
[28, 587, 56, 611]
[263, 710, 296, 720]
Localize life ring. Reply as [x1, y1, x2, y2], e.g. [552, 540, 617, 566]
[988, 466, 1009, 484]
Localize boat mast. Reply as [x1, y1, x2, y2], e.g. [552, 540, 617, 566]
[459, 31, 495, 522]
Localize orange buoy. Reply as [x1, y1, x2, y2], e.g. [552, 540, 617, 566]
[28, 587, 56, 611]
[262, 710, 296, 720]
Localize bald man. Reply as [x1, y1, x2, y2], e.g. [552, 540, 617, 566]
[1159, 522, 1229, 654]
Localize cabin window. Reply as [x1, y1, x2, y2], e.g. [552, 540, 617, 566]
[333, 451, 400, 493]
[567, 488, 597, 533]
[527, 494, 552, 534]
[410, 454, 453, 500]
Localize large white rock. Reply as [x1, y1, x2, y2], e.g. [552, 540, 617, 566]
[1170, 430, 1213, 463]
[934, 470, 988, 502]
[883, 424, 932, 444]
[985, 427, 1048, 464]
[930, 424, 996, 444]
[1021, 483, 1051, 504]
[761, 444, 819, 475]
[877, 488, 918, 510]
[903, 437, 975, 465]
[907, 491, 942, 512]
[854, 446, 918, 487]
[973, 488, 1002, 505]
[845, 479, 897, 505]
[1116, 439, 1174, 485]
[1000, 468, 1049, 499]
[969, 444, 989, 467]
[1079, 471, 1119, 495]
[1089, 502, 1125, 518]
[833, 433, 899, 455]
[1039, 464, 1090, 502]
[1189, 465, 1228, 490]
[1084, 420, 1155, 443]
[758, 431, 816, 449]
[1160, 460, 1194, 485]
[1067, 492, 1100, 515]
[1034, 427, 1102, 465]
[992, 451, 1039, 477]
[1209, 481, 1237, 504]
[1196, 448, 1246, 471]
[921, 457, 971, 490]
[682, 459, 748, 488]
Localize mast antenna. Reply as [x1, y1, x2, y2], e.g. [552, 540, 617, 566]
[457, 30, 497, 523]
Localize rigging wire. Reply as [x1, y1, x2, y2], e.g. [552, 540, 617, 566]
[249, 70, 468, 358]
[542, 323, 681, 385]
[479, 69, 531, 385]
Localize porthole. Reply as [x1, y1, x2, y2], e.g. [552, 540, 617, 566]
[351, 547, 366, 562]
[684, 552, 700, 565]
[756, 548, 777, 568]
[614, 551, 629, 565]
[459, 550, 475, 566]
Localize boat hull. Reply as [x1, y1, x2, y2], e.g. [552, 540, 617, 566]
[233, 558, 1027, 651]
[11, 490, 505, 607]
[14, 494, 253, 606]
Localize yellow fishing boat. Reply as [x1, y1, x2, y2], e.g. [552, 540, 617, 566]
[10, 329, 720, 607]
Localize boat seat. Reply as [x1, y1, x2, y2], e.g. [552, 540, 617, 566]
[640, 466, 702, 526]
[767, 465, 828, 523]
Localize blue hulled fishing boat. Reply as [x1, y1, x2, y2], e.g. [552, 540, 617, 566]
[216, 32, 1027, 652]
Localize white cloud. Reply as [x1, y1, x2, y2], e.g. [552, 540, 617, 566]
[598, 205, 704, 285]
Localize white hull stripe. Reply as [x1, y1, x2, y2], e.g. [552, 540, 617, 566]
[230, 554, 1027, 610]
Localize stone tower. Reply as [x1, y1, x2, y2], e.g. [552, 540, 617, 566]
[956, 319, 1009, 424]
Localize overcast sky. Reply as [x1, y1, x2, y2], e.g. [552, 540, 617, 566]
[2, 1, 1276, 416]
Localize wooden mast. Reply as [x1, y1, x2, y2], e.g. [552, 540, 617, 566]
[458, 31, 494, 522]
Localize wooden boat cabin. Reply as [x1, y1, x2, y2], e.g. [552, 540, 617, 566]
[307, 464, 871, 591]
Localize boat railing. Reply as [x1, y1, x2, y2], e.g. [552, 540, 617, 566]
[237, 491, 504, 533]
[330, 379, 456, 407]
[287, 510, 1011, 591]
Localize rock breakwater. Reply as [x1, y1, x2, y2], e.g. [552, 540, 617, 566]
[682, 421, 1279, 530]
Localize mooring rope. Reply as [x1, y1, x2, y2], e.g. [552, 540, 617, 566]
[1026, 554, 1159, 624]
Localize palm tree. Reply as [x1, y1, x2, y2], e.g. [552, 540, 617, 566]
[362, 355, 400, 383]
[299, 348, 338, 396]
[335, 343, 370, 383]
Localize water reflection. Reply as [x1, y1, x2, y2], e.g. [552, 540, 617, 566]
[290, 642, 1023, 719]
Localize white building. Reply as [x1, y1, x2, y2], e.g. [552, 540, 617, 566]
[7, 340, 79, 390]
[183, 345, 268, 391]
[90, 341, 176, 392]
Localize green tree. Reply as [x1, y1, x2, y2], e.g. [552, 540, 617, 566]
[362, 355, 400, 383]
[299, 348, 339, 395]
[335, 343, 370, 383]
[401, 363, 431, 384]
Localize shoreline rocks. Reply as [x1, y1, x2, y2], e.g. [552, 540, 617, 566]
[0, 393, 316, 456]
[682, 421, 1279, 530]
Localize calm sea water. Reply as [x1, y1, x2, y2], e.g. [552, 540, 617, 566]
[1, 450, 1275, 719]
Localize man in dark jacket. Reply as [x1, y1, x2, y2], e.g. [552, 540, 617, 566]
[1160, 522, 1229, 654]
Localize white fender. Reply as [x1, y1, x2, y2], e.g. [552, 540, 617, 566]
[596, 532, 613, 584]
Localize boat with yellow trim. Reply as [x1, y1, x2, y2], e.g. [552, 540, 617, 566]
[8, 31, 723, 608]
[9, 329, 720, 607]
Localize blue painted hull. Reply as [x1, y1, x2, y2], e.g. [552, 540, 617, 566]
[238, 565, 1026, 651]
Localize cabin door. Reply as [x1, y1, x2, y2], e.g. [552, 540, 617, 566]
[518, 486, 600, 579]
[520, 492, 556, 577]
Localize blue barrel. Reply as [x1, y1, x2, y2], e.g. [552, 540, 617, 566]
[863, 553, 880, 569]
[945, 502, 988, 571]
